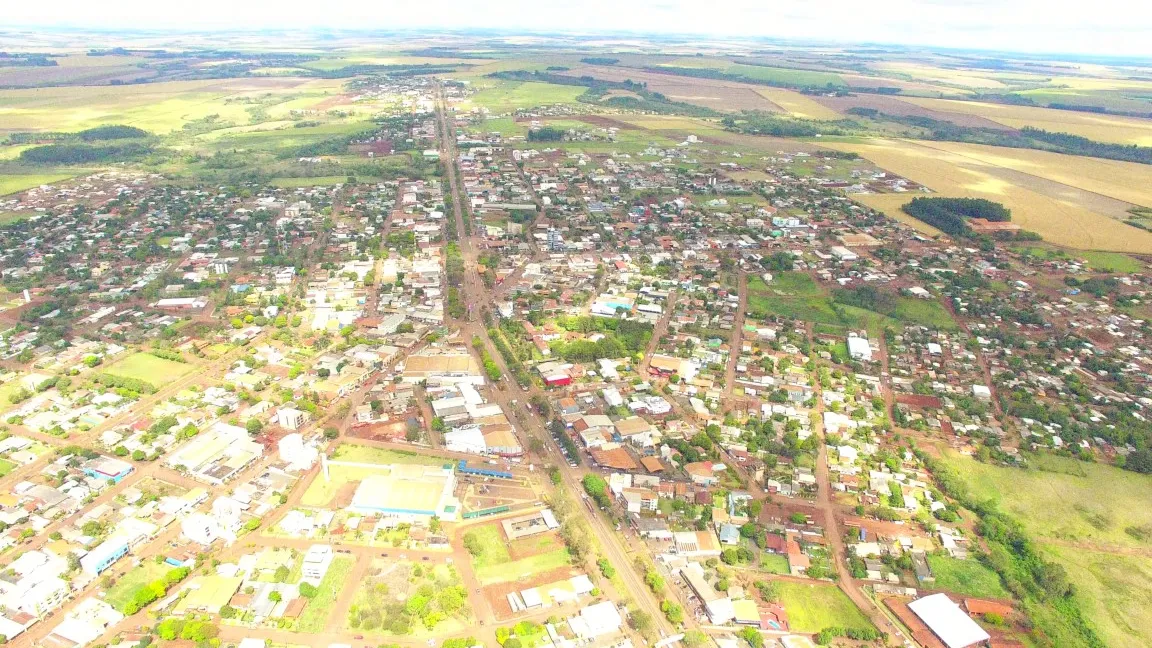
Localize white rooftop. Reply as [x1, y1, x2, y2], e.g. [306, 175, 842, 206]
[908, 593, 991, 648]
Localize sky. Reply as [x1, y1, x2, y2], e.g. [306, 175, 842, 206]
[6, 0, 1152, 57]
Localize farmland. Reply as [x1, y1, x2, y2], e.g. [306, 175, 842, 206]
[102, 353, 194, 389]
[0, 172, 83, 196]
[462, 81, 585, 113]
[827, 138, 1152, 252]
[896, 97, 1152, 146]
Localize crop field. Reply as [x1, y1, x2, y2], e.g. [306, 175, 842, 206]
[826, 138, 1152, 253]
[870, 62, 1013, 90]
[925, 554, 1009, 599]
[908, 141, 1152, 209]
[0, 77, 343, 134]
[752, 88, 841, 120]
[896, 97, 1152, 146]
[465, 81, 585, 113]
[0, 172, 82, 196]
[558, 65, 784, 113]
[774, 581, 873, 633]
[102, 352, 194, 389]
[0, 53, 155, 87]
[654, 58, 846, 87]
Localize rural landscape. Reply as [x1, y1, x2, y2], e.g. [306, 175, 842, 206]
[0, 13, 1150, 648]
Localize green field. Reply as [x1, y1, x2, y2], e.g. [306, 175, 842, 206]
[330, 444, 450, 467]
[104, 562, 169, 613]
[270, 176, 350, 188]
[467, 524, 572, 586]
[0, 172, 81, 196]
[0, 458, 16, 477]
[467, 81, 585, 113]
[1042, 545, 1152, 648]
[297, 555, 356, 632]
[892, 297, 957, 329]
[926, 554, 1009, 599]
[103, 352, 194, 389]
[942, 451, 1152, 648]
[759, 553, 791, 574]
[774, 581, 873, 633]
[300, 465, 386, 507]
[1015, 245, 1144, 273]
[465, 524, 512, 568]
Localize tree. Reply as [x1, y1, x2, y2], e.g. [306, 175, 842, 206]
[739, 626, 764, 648]
[324, 427, 339, 440]
[274, 564, 290, 582]
[246, 418, 264, 436]
[661, 599, 684, 624]
[269, 590, 282, 603]
[629, 610, 655, 640]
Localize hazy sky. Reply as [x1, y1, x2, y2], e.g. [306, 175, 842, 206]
[7, 0, 1152, 57]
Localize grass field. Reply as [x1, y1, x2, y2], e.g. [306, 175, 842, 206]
[102, 352, 194, 389]
[942, 452, 1152, 549]
[893, 297, 957, 329]
[297, 555, 355, 632]
[474, 547, 571, 586]
[465, 524, 512, 569]
[0, 458, 15, 477]
[330, 444, 449, 466]
[774, 581, 873, 633]
[826, 138, 1152, 253]
[1015, 246, 1145, 273]
[0, 173, 81, 196]
[300, 465, 387, 507]
[926, 554, 1009, 599]
[656, 58, 845, 87]
[466, 81, 585, 113]
[1042, 545, 1152, 648]
[105, 562, 169, 613]
[270, 176, 349, 188]
[759, 553, 791, 574]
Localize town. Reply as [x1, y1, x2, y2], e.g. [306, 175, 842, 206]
[0, 27, 1150, 648]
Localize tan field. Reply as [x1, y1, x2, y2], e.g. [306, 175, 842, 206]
[852, 193, 944, 236]
[912, 141, 1152, 208]
[752, 88, 841, 120]
[896, 97, 1152, 146]
[871, 62, 1012, 89]
[826, 138, 1152, 253]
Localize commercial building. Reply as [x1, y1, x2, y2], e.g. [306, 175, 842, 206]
[302, 545, 334, 580]
[80, 538, 129, 575]
[908, 593, 991, 648]
[847, 335, 873, 362]
[275, 407, 308, 430]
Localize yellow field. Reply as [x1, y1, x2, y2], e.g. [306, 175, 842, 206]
[826, 138, 1152, 253]
[913, 141, 1152, 208]
[753, 88, 841, 120]
[614, 115, 726, 132]
[852, 193, 944, 236]
[872, 62, 1010, 89]
[896, 97, 1152, 146]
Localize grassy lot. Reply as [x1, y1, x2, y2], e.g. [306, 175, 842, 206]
[926, 554, 1009, 599]
[270, 176, 350, 188]
[0, 172, 81, 196]
[105, 562, 169, 613]
[331, 443, 450, 467]
[0, 380, 28, 413]
[466, 81, 585, 113]
[0, 458, 16, 477]
[759, 553, 790, 574]
[893, 297, 957, 329]
[475, 548, 571, 585]
[102, 352, 194, 389]
[775, 581, 873, 633]
[297, 554, 355, 633]
[465, 524, 512, 569]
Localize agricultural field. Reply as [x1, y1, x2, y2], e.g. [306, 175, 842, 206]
[925, 554, 1010, 599]
[896, 97, 1152, 146]
[826, 138, 1152, 253]
[752, 88, 841, 120]
[463, 81, 585, 113]
[774, 581, 873, 633]
[102, 352, 194, 389]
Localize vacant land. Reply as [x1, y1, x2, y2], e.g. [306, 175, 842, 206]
[464, 522, 572, 586]
[1042, 545, 1152, 648]
[105, 562, 169, 613]
[826, 138, 1152, 252]
[897, 97, 1152, 146]
[775, 581, 873, 633]
[926, 554, 1009, 599]
[330, 444, 448, 466]
[102, 353, 194, 389]
[297, 554, 356, 633]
